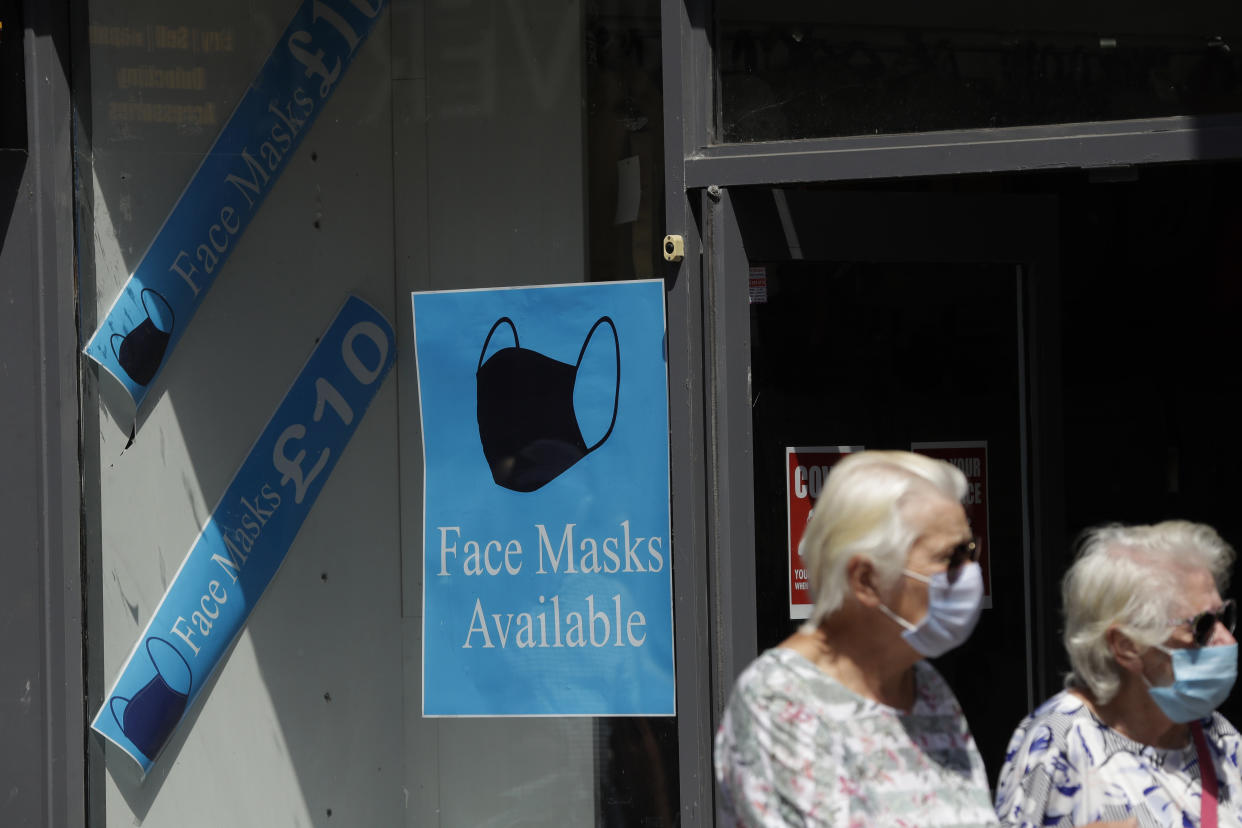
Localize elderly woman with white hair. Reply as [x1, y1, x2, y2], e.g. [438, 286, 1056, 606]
[714, 450, 998, 826]
[995, 521, 1241, 827]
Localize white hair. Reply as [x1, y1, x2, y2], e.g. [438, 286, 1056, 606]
[798, 450, 968, 631]
[1063, 520, 1235, 703]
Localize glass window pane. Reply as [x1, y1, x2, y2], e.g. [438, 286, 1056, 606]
[717, 0, 1242, 142]
[588, 0, 667, 282]
[588, 3, 679, 824]
[80, 0, 676, 824]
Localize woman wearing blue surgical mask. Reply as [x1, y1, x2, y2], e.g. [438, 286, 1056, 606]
[717, 451, 1059, 827]
[996, 521, 1242, 828]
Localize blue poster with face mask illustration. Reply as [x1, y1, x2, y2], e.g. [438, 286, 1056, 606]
[412, 280, 674, 717]
[91, 295, 396, 773]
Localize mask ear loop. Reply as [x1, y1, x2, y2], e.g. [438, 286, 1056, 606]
[147, 636, 193, 696]
[110, 694, 131, 731]
[140, 287, 175, 335]
[877, 602, 919, 633]
[478, 317, 519, 369]
[575, 316, 620, 452]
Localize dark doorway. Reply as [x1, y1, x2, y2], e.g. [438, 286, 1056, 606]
[734, 188, 1055, 786]
[1048, 162, 1242, 731]
[730, 161, 1242, 785]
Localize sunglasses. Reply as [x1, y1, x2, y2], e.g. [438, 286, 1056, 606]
[945, 538, 980, 578]
[1170, 599, 1237, 647]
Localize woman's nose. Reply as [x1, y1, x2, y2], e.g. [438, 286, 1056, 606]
[1210, 620, 1237, 647]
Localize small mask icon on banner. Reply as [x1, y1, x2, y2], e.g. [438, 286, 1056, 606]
[109, 636, 192, 761]
[476, 316, 620, 492]
[110, 288, 175, 386]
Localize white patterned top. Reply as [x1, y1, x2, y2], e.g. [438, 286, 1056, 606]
[714, 647, 998, 827]
[995, 690, 1242, 828]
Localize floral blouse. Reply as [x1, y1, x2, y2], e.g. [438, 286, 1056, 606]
[714, 647, 998, 827]
[995, 690, 1242, 828]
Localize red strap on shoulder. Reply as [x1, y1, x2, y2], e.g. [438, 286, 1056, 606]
[1192, 721, 1218, 828]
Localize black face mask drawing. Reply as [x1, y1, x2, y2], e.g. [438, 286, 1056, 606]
[111, 288, 175, 386]
[476, 316, 620, 492]
[109, 636, 192, 761]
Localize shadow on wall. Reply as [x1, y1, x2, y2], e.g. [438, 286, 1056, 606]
[0, 150, 27, 259]
[1, 0, 28, 247]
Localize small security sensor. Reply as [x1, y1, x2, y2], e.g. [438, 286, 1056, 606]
[663, 235, 685, 262]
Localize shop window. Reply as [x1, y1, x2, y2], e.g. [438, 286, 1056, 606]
[81, 0, 677, 825]
[717, 0, 1242, 142]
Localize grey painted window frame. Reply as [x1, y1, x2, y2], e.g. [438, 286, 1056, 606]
[686, 114, 1242, 188]
[660, 0, 718, 823]
[1, 0, 86, 826]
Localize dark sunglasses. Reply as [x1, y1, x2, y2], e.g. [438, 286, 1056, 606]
[948, 538, 980, 571]
[1171, 599, 1237, 647]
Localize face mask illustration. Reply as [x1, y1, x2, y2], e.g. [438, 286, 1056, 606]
[109, 636, 192, 761]
[476, 316, 620, 492]
[110, 288, 175, 386]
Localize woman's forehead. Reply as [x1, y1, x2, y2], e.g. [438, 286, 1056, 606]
[1167, 565, 1221, 614]
[908, 496, 969, 534]
[1172, 566, 1222, 605]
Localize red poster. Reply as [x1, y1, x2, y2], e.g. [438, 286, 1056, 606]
[911, 441, 992, 606]
[786, 446, 863, 619]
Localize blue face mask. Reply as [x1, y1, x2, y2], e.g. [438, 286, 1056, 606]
[1145, 643, 1238, 723]
[878, 562, 984, 658]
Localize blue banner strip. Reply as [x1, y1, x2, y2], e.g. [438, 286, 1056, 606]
[84, 0, 388, 409]
[91, 295, 395, 774]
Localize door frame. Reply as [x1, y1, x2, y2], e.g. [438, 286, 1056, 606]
[701, 186, 1062, 820]
[2, 0, 86, 826]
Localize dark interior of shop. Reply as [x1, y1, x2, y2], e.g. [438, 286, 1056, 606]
[748, 160, 1242, 784]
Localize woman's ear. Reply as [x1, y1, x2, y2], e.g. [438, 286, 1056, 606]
[846, 555, 882, 608]
[1106, 626, 1144, 673]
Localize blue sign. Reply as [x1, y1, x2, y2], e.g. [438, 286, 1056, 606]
[412, 280, 674, 717]
[83, 0, 387, 409]
[91, 295, 396, 773]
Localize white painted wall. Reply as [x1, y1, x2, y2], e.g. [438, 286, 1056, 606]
[86, 0, 592, 825]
